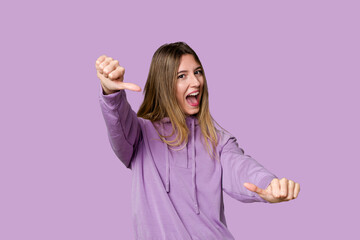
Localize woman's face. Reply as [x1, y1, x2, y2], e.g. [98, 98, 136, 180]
[175, 54, 204, 116]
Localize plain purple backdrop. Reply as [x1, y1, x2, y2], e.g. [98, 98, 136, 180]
[1, 0, 359, 239]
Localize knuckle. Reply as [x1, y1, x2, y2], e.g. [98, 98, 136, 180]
[281, 177, 287, 182]
[271, 178, 278, 185]
[105, 66, 112, 74]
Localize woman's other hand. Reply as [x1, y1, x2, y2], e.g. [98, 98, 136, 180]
[244, 178, 300, 203]
[95, 55, 141, 95]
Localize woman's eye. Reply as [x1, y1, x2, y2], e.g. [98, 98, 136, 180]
[195, 70, 202, 75]
[177, 74, 185, 79]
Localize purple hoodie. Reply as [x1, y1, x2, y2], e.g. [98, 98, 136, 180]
[98, 85, 276, 240]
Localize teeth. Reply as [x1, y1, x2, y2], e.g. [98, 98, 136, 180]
[188, 92, 199, 97]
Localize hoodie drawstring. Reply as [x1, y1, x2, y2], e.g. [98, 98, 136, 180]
[162, 124, 170, 193]
[191, 119, 200, 214]
[165, 145, 170, 193]
[162, 117, 199, 214]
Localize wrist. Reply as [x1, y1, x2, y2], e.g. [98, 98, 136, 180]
[101, 84, 119, 95]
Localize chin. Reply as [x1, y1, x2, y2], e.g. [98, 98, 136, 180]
[185, 108, 200, 116]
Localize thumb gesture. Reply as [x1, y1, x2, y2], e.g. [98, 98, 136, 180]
[244, 178, 300, 203]
[95, 55, 141, 94]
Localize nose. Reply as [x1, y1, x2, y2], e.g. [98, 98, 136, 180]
[189, 73, 200, 87]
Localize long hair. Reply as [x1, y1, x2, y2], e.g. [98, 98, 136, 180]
[137, 42, 218, 159]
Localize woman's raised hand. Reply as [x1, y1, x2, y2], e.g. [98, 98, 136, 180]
[244, 178, 300, 203]
[95, 55, 141, 95]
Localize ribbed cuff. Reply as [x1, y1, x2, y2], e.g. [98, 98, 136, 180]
[99, 84, 124, 109]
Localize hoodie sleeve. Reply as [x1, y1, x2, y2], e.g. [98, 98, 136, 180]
[220, 135, 276, 203]
[98, 84, 142, 169]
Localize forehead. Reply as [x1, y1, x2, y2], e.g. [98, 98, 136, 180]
[178, 54, 200, 70]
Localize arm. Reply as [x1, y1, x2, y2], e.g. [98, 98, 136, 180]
[99, 85, 142, 168]
[96, 55, 142, 168]
[220, 136, 276, 203]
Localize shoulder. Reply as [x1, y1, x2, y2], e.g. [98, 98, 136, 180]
[137, 117, 155, 129]
[215, 125, 244, 155]
[137, 117, 164, 138]
[216, 126, 233, 147]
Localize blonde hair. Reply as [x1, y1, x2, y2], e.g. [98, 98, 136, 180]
[137, 42, 218, 159]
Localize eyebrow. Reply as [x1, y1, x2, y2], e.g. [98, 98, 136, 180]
[177, 66, 202, 74]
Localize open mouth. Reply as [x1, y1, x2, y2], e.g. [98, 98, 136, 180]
[186, 91, 200, 107]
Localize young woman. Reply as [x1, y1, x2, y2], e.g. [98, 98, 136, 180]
[96, 42, 300, 240]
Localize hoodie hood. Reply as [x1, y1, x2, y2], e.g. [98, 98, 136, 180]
[158, 116, 200, 214]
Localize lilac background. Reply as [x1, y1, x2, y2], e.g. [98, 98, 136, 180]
[1, 0, 359, 239]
